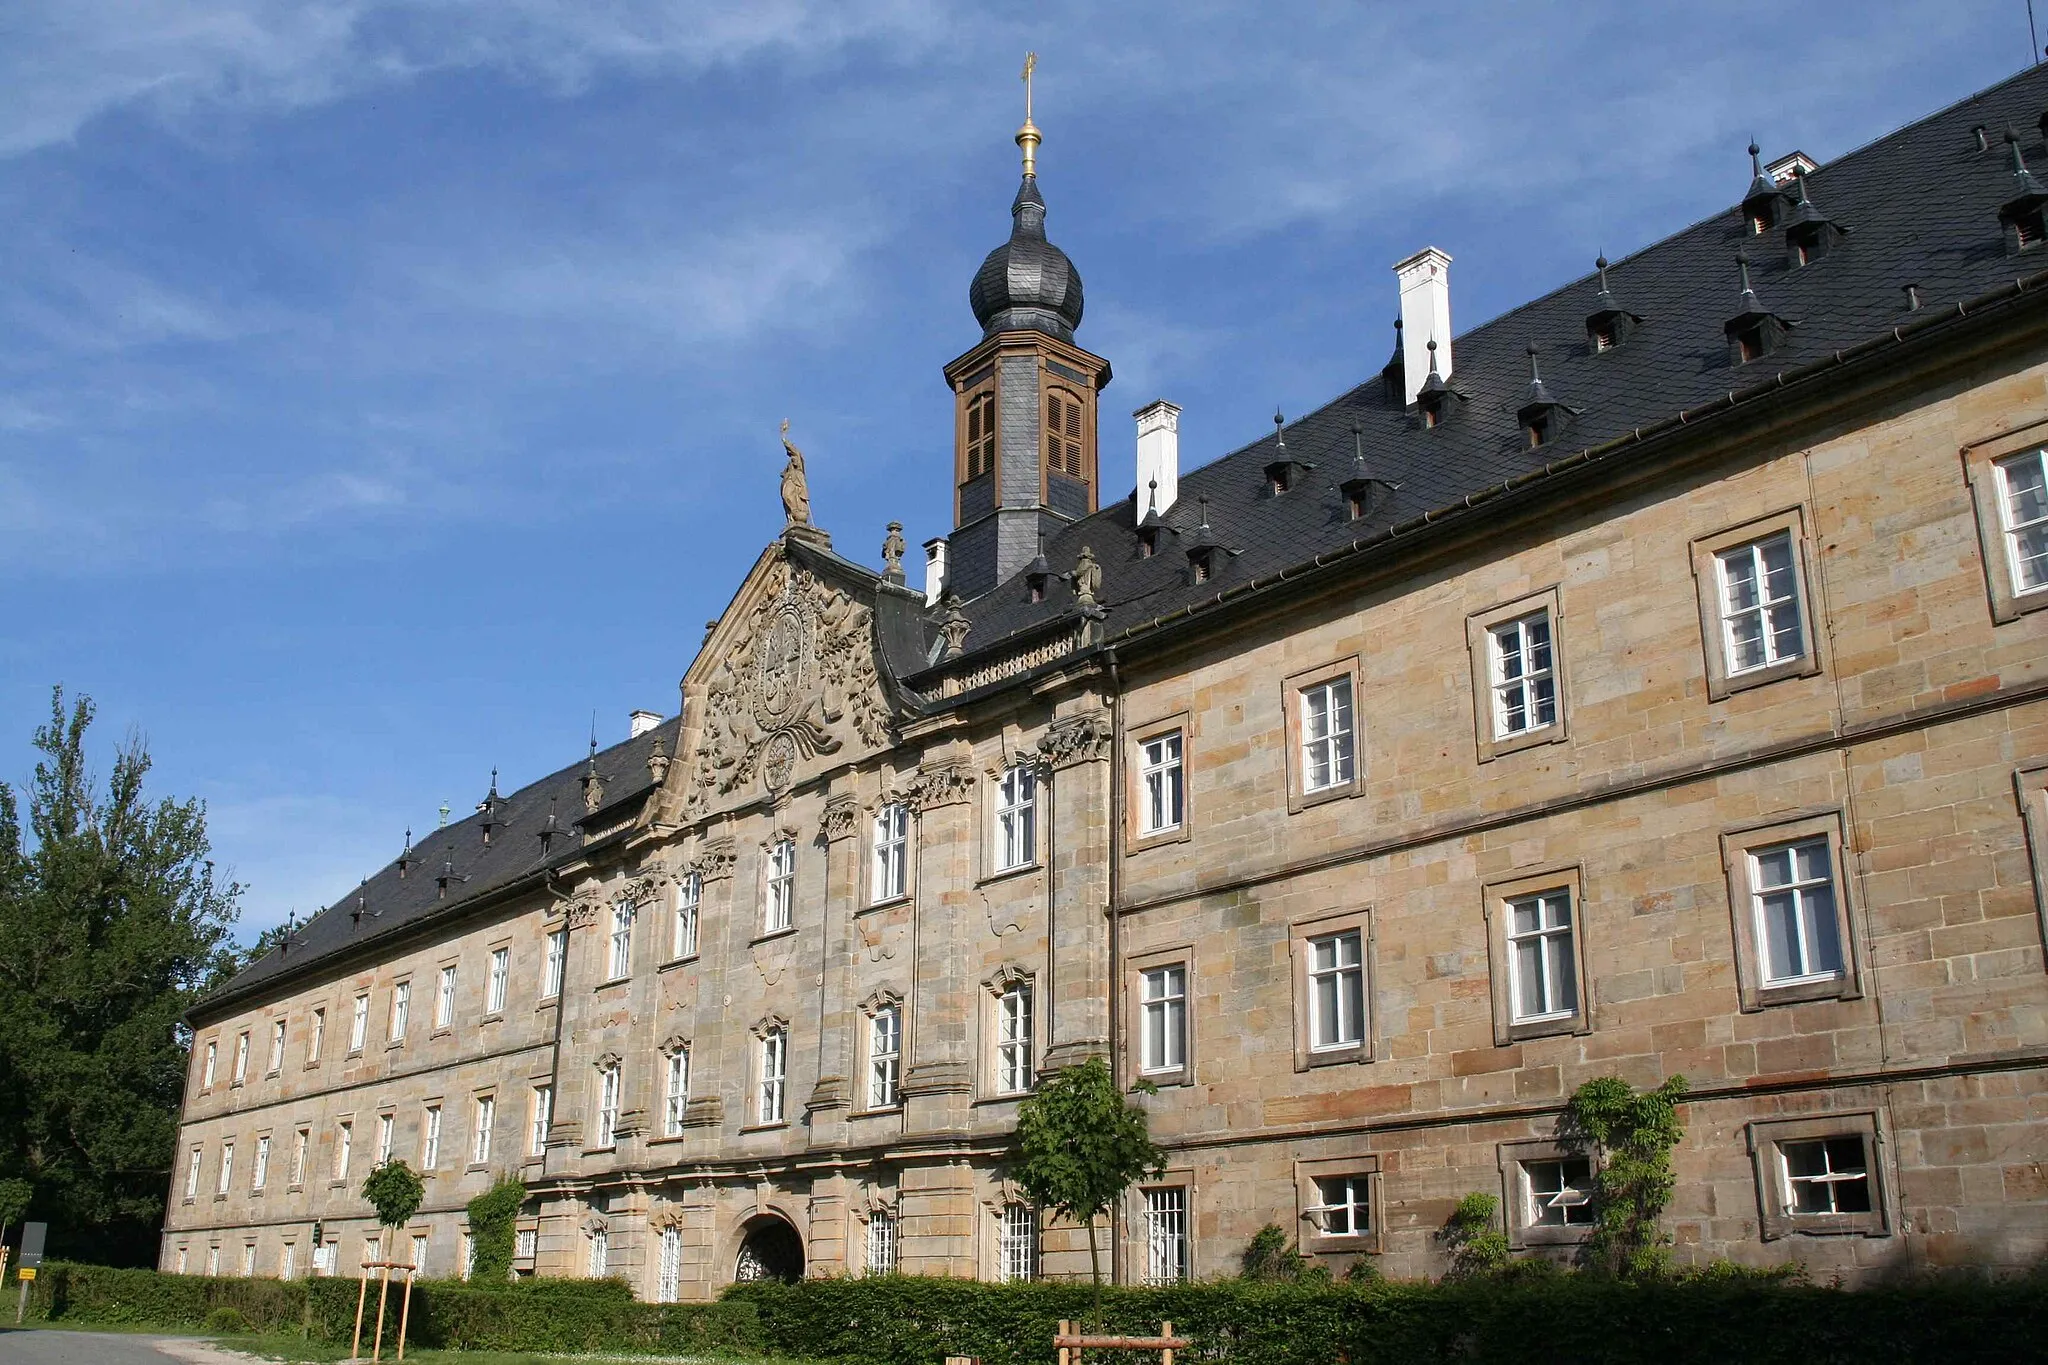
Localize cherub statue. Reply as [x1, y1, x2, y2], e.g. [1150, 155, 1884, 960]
[779, 419, 812, 527]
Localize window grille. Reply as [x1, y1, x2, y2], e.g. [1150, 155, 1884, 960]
[588, 1228, 608, 1279]
[866, 1209, 899, 1275]
[658, 1226, 684, 1301]
[1144, 1188, 1189, 1283]
[998, 1203, 1037, 1282]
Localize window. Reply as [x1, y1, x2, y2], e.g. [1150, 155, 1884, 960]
[1750, 837, 1844, 986]
[965, 388, 996, 479]
[1716, 533, 1805, 675]
[279, 1243, 295, 1280]
[176, 1246, 188, 1274]
[995, 980, 1034, 1094]
[1045, 387, 1083, 477]
[1139, 965, 1186, 1075]
[253, 1135, 270, 1190]
[865, 1209, 898, 1275]
[596, 1063, 621, 1148]
[608, 900, 635, 979]
[868, 1006, 902, 1109]
[871, 804, 909, 903]
[435, 964, 456, 1028]
[994, 767, 1038, 872]
[998, 1203, 1037, 1282]
[673, 873, 701, 958]
[1311, 1176, 1370, 1237]
[233, 1031, 250, 1084]
[290, 1129, 308, 1187]
[1782, 1137, 1870, 1215]
[658, 1226, 684, 1301]
[764, 840, 796, 933]
[588, 1227, 609, 1279]
[758, 1029, 788, 1124]
[185, 1145, 202, 1199]
[1490, 612, 1557, 737]
[314, 1241, 336, 1277]
[487, 946, 509, 1014]
[1749, 1113, 1889, 1239]
[1967, 434, 2048, 622]
[411, 1233, 428, 1275]
[1997, 449, 2048, 595]
[1308, 931, 1365, 1052]
[389, 981, 410, 1042]
[206, 1246, 220, 1276]
[1139, 732, 1184, 836]
[1299, 678, 1355, 795]
[460, 1232, 474, 1279]
[377, 1112, 394, 1162]
[543, 928, 567, 998]
[335, 1121, 352, 1180]
[1508, 889, 1577, 1022]
[202, 1039, 217, 1088]
[1143, 1188, 1189, 1284]
[472, 1096, 494, 1165]
[268, 1019, 286, 1074]
[308, 1008, 325, 1063]
[1523, 1157, 1595, 1228]
[349, 993, 369, 1052]
[423, 1106, 442, 1169]
[242, 1244, 256, 1277]
[514, 1228, 536, 1260]
[665, 1049, 690, 1136]
[218, 1142, 234, 1194]
[530, 1085, 553, 1155]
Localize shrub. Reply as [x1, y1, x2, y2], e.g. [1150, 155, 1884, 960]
[1564, 1074, 1689, 1279]
[1439, 1192, 1510, 1280]
[464, 1176, 525, 1287]
[1239, 1224, 1305, 1281]
[202, 1305, 252, 1333]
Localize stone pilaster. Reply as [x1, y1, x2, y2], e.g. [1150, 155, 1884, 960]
[806, 1171, 851, 1277]
[805, 792, 861, 1146]
[1038, 706, 1113, 1073]
[901, 756, 976, 1130]
[898, 1156, 977, 1278]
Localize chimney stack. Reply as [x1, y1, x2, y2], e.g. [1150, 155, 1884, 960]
[629, 710, 662, 739]
[923, 537, 949, 606]
[1133, 400, 1180, 518]
[1393, 247, 1453, 405]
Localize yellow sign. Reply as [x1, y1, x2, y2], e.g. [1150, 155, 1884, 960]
[16, 1268, 34, 1281]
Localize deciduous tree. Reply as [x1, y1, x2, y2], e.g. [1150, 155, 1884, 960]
[1012, 1056, 1165, 1287]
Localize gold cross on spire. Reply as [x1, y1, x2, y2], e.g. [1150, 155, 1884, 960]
[1016, 51, 1041, 177]
[1022, 52, 1036, 120]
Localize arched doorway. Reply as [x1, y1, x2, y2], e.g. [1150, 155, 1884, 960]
[733, 1215, 804, 1284]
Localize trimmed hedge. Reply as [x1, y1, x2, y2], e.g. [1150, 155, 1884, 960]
[726, 1273, 2048, 1365]
[23, 1262, 309, 1332]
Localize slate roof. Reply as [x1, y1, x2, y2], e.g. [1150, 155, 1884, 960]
[931, 61, 2048, 664]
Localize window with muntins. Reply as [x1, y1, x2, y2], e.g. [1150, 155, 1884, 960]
[233, 1031, 249, 1083]
[1716, 532, 1805, 674]
[1523, 1157, 1595, 1227]
[665, 1049, 689, 1136]
[335, 1121, 352, 1179]
[1140, 732, 1184, 834]
[423, 1106, 441, 1169]
[674, 872, 701, 958]
[290, 1130, 308, 1186]
[866, 1209, 898, 1275]
[869, 1005, 902, 1109]
[185, 1146, 202, 1199]
[472, 1096, 493, 1165]
[389, 982, 409, 1042]
[268, 1019, 286, 1074]
[1045, 388, 1083, 477]
[436, 965, 457, 1028]
[201, 1039, 217, 1088]
[376, 1112, 394, 1162]
[1300, 679, 1355, 793]
[588, 1228, 608, 1279]
[765, 840, 796, 933]
[995, 767, 1038, 871]
[1490, 612, 1557, 737]
[350, 994, 369, 1052]
[1140, 965, 1186, 1075]
[309, 1008, 324, 1062]
[1310, 1176, 1371, 1237]
[530, 1085, 552, 1155]
[759, 1029, 788, 1124]
[1996, 449, 2048, 594]
[217, 1143, 233, 1194]
[658, 1226, 683, 1301]
[596, 1064, 621, 1147]
[1308, 931, 1365, 1051]
[1780, 1136, 1872, 1215]
[872, 804, 908, 902]
[1750, 837, 1844, 986]
[996, 982, 1034, 1093]
[998, 1203, 1038, 1282]
[1144, 1188, 1190, 1284]
[544, 928, 567, 997]
[487, 947, 509, 1013]
[608, 900, 635, 979]
[1507, 889, 1578, 1022]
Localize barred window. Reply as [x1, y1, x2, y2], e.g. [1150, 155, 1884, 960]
[998, 1202, 1038, 1282]
[1144, 1188, 1189, 1284]
[866, 1209, 899, 1276]
[657, 1226, 684, 1301]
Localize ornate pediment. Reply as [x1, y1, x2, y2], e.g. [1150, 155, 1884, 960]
[685, 552, 896, 814]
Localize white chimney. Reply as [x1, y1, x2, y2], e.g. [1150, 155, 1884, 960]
[629, 710, 662, 739]
[1134, 400, 1180, 518]
[1393, 246, 1453, 405]
[923, 536, 948, 606]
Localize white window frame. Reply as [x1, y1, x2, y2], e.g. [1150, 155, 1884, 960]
[1779, 1135, 1872, 1216]
[871, 803, 909, 903]
[673, 873, 701, 959]
[865, 1208, 898, 1276]
[279, 1242, 295, 1280]
[1139, 964, 1186, 1075]
[588, 1227, 609, 1279]
[232, 1031, 249, 1084]
[253, 1134, 270, 1191]
[995, 980, 1034, 1094]
[1489, 610, 1558, 739]
[349, 993, 369, 1052]
[423, 1105, 442, 1169]
[1298, 677, 1356, 795]
[1307, 930, 1365, 1052]
[1748, 1112, 1890, 1240]
[242, 1243, 256, 1277]
[608, 900, 635, 980]
[1308, 1175, 1371, 1237]
[267, 1018, 286, 1074]
[1506, 888, 1578, 1023]
[997, 1202, 1037, 1282]
[1139, 731, 1184, 836]
[335, 1121, 352, 1180]
[1715, 531, 1807, 676]
[218, 1142, 234, 1194]
[202, 1039, 217, 1088]
[1995, 447, 2048, 597]
[664, 1049, 690, 1136]
[436, 964, 457, 1029]
[764, 840, 797, 933]
[543, 927, 567, 998]
[185, 1145, 202, 1199]
[596, 1063, 621, 1148]
[530, 1085, 552, 1156]
[1749, 836, 1846, 988]
[389, 981, 410, 1043]
[206, 1246, 220, 1276]
[487, 946, 509, 1014]
[758, 1028, 788, 1125]
[376, 1112, 394, 1162]
[1142, 1187, 1190, 1284]
[994, 767, 1039, 872]
[657, 1225, 684, 1301]
[1522, 1156, 1595, 1231]
[410, 1232, 428, 1275]
[472, 1095, 494, 1165]
[308, 1008, 325, 1062]
[290, 1129, 308, 1187]
[514, 1227, 536, 1261]
[868, 1005, 902, 1110]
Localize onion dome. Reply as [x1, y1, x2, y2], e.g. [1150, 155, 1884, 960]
[969, 113, 1085, 341]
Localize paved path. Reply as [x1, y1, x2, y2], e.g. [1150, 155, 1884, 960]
[0, 1330, 260, 1365]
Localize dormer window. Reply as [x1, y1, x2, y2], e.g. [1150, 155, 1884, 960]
[1748, 207, 1775, 237]
[1515, 345, 1573, 451]
[1589, 321, 1618, 353]
[1584, 257, 1641, 354]
[1191, 551, 1213, 584]
[1525, 412, 1552, 449]
[2015, 207, 2047, 250]
[1028, 580, 1046, 603]
[1724, 252, 1791, 366]
[1269, 465, 1291, 495]
[1997, 129, 2048, 255]
[1733, 322, 1765, 364]
[1137, 528, 1158, 558]
[1741, 141, 1787, 238]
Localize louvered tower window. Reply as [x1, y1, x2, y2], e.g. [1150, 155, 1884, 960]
[966, 390, 996, 478]
[1045, 388, 1083, 477]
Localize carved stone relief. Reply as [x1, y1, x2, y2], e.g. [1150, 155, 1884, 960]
[1039, 709, 1112, 768]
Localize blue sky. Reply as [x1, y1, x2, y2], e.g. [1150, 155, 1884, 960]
[1, 0, 2035, 945]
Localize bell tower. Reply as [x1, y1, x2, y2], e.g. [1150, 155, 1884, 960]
[940, 58, 1111, 602]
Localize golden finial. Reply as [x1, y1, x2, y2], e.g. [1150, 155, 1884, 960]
[1016, 51, 1040, 178]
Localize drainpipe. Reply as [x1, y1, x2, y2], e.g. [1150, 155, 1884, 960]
[1103, 646, 1125, 1285]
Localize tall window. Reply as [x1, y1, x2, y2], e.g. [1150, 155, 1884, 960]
[176, 1246, 189, 1274]
[253, 1135, 270, 1190]
[206, 1246, 220, 1276]
[376, 1113, 394, 1162]
[596, 1063, 621, 1147]
[996, 981, 1034, 1094]
[1750, 838, 1844, 985]
[1996, 449, 2048, 594]
[201, 1039, 217, 1088]
[314, 1241, 336, 1277]
[658, 1226, 684, 1302]
[1523, 1157, 1595, 1227]
[998, 1203, 1037, 1282]
[673, 873, 701, 959]
[1490, 611, 1557, 737]
[1144, 1188, 1189, 1284]
[218, 1142, 234, 1194]
[1716, 532, 1805, 674]
[1139, 732, 1185, 835]
[309, 1008, 325, 1061]
[1780, 1136, 1872, 1214]
[1139, 965, 1186, 1074]
[872, 804, 909, 903]
[764, 840, 796, 932]
[866, 1209, 898, 1275]
[1307, 930, 1365, 1051]
[758, 1028, 788, 1124]
[1310, 1176, 1371, 1236]
[543, 928, 567, 998]
[290, 1129, 308, 1186]
[530, 1085, 552, 1155]
[1300, 678, 1356, 793]
[472, 1096, 494, 1165]
[279, 1243, 295, 1281]
[1507, 890, 1578, 1023]
[868, 1006, 902, 1109]
[233, 1031, 250, 1084]
[242, 1244, 256, 1277]
[423, 1106, 442, 1169]
[185, 1146, 202, 1199]
[995, 767, 1038, 872]
[608, 900, 635, 979]
[965, 389, 996, 479]
[410, 1233, 429, 1275]
[350, 993, 369, 1052]
[436, 964, 457, 1028]
[588, 1227, 609, 1278]
[389, 981, 410, 1042]
[268, 1018, 286, 1074]
[665, 1049, 690, 1136]
[335, 1121, 352, 1180]
[1045, 388, 1083, 476]
[487, 946, 510, 1014]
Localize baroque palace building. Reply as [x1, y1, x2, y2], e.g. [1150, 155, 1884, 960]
[166, 62, 2048, 1294]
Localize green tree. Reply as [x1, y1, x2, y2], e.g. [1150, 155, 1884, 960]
[465, 1177, 526, 1286]
[0, 688, 243, 1264]
[1012, 1056, 1165, 1286]
[1563, 1073, 1689, 1279]
[362, 1159, 425, 1239]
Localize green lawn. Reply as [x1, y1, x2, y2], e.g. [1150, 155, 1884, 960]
[221, 1330, 822, 1365]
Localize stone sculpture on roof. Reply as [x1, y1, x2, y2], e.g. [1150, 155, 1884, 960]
[778, 419, 811, 528]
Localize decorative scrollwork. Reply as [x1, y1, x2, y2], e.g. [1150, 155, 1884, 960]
[909, 759, 975, 812]
[821, 794, 860, 841]
[1038, 709, 1112, 768]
